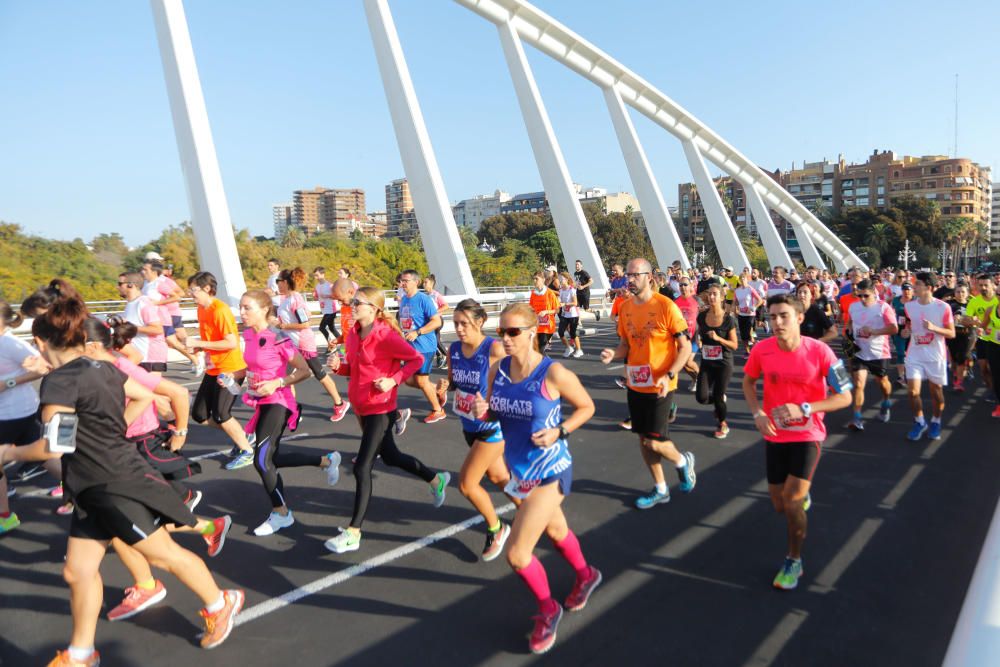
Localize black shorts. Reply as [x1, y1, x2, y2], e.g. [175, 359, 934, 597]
[0, 414, 43, 446]
[627, 389, 674, 441]
[140, 362, 167, 373]
[463, 428, 503, 447]
[975, 339, 995, 361]
[947, 333, 973, 364]
[576, 290, 591, 311]
[849, 357, 890, 377]
[304, 355, 329, 381]
[766, 441, 821, 484]
[558, 317, 579, 339]
[130, 427, 202, 481]
[70, 485, 193, 545]
[192, 372, 240, 424]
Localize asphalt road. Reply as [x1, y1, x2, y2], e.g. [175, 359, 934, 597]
[2, 323, 998, 666]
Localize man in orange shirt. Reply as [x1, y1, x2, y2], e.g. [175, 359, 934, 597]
[185, 271, 254, 470]
[332, 278, 357, 345]
[601, 258, 697, 509]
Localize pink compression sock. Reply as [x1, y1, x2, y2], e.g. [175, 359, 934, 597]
[553, 530, 589, 578]
[516, 556, 558, 614]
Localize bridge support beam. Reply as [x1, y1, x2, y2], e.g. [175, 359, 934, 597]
[603, 86, 689, 270]
[789, 218, 830, 270]
[496, 18, 608, 289]
[150, 0, 246, 305]
[681, 139, 750, 271]
[743, 182, 794, 270]
[364, 0, 477, 295]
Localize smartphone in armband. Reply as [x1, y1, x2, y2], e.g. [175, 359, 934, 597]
[45, 413, 79, 454]
[295, 307, 310, 324]
[827, 359, 853, 394]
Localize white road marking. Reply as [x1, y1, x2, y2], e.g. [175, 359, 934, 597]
[235, 502, 516, 625]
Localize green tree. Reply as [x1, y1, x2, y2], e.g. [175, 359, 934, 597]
[527, 229, 562, 267]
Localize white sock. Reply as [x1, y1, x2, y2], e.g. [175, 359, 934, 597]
[915, 415, 926, 426]
[675, 460, 687, 469]
[68, 646, 95, 662]
[205, 592, 226, 614]
[655, 482, 667, 494]
[931, 416, 941, 424]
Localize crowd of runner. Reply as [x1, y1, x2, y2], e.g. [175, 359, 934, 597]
[1, 251, 998, 663]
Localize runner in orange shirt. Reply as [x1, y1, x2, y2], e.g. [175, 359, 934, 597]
[185, 272, 254, 470]
[529, 271, 560, 352]
[601, 258, 696, 509]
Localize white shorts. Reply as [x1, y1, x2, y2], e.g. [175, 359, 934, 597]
[905, 357, 947, 386]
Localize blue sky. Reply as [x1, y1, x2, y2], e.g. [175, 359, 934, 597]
[2, 0, 998, 246]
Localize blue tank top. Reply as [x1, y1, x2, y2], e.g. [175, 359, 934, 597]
[489, 356, 571, 482]
[449, 337, 502, 435]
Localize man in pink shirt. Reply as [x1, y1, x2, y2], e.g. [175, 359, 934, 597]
[118, 272, 169, 375]
[743, 293, 852, 591]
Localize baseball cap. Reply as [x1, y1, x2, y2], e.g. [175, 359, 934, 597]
[144, 251, 165, 261]
[545, 265, 557, 273]
[901, 282, 913, 289]
[724, 266, 733, 272]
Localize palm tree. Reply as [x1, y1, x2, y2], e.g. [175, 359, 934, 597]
[865, 222, 891, 254]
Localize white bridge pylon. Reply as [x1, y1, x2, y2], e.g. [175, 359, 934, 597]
[153, 0, 867, 301]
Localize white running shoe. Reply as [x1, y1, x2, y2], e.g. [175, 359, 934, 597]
[325, 452, 341, 486]
[563, 346, 575, 358]
[572, 348, 584, 358]
[253, 510, 294, 536]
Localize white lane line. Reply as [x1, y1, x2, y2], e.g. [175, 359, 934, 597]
[235, 502, 516, 625]
[606, 364, 623, 370]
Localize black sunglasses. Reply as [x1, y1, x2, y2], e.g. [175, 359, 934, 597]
[496, 327, 528, 338]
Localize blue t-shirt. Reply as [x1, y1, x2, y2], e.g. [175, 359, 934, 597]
[610, 276, 628, 292]
[398, 291, 439, 354]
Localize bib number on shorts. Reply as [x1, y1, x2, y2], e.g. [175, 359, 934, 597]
[504, 475, 540, 500]
[702, 345, 723, 360]
[452, 388, 476, 419]
[627, 364, 654, 388]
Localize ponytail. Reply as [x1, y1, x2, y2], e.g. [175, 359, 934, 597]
[32, 282, 89, 349]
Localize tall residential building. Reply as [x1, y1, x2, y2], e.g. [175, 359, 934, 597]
[452, 190, 512, 231]
[579, 190, 641, 216]
[272, 202, 294, 239]
[500, 191, 549, 216]
[368, 210, 387, 238]
[991, 183, 1000, 250]
[290, 187, 367, 237]
[385, 178, 417, 241]
[678, 176, 787, 253]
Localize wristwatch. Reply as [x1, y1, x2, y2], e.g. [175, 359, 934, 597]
[800, 402, 812, 419]
[173, 429, 188, 437]
[667, 371, 676, 381]
[5, 379, 16, 389]
[558, 425, 570, 440]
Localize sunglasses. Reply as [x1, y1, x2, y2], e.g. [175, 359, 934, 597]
[117, 281, 131, 286]
[679, 282, 690, 287]
[857, 293, 875, 299]
[496, 327, 528, 338]
[350, 298, 372, 308]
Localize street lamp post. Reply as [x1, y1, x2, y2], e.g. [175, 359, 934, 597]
[898, 239, 917, 272]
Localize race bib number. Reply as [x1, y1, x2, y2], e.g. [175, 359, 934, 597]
[537, 314, 551, 327]
[916, 332, 934, 345]
[771, 408, 812, 432]
[400, 306, 413, 331]
[897, 315, 907, 326]
[738, 305, 752, 315]
[452, 388, 476, 419]
[504, 475, 541, 500]
[245, 371, 260, 397]
[626, 364, 654, 387]
[702, 345, 723, 360]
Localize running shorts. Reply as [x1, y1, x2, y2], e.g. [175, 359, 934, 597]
[0, 414, 43, 446]
[171, 315, 184, 329]
[304, 354, 329, 381]
[139, 362, 167, 373]
[946, 333, 973, 364]
[627, 388, 674, 441]
[70, 488, 189, 546]
[849, 357, 890, 378]
[463, 428, 504, 447]
[905, 357, 948, 386]
[766, 441, 821, 484]
[416, 351, 434, 375]
[192, 373, 241, 424]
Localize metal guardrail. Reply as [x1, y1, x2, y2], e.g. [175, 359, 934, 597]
[11, 288, 611, 342]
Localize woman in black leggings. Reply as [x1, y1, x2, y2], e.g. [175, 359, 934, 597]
[325, 287, 450, 554]
[696, 284, 738, 439]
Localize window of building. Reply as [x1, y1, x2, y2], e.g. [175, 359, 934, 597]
[857, 197, 870, 206]
[877, 197, 885, 206]
[925, 181, 935, 189]
[957, 166, 963, 173]
[893, 171, 900, 178]
[877, 186, 885, 195]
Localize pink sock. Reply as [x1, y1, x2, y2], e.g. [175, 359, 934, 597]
[516, 556, 557, 614]
[553, 530, 589, 578]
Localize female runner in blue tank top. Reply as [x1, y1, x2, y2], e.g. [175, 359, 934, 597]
[436, 299, 512, 562]
[471, 302, 600, 655]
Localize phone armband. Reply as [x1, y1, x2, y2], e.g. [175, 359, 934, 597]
[45, 413, 79, 454]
